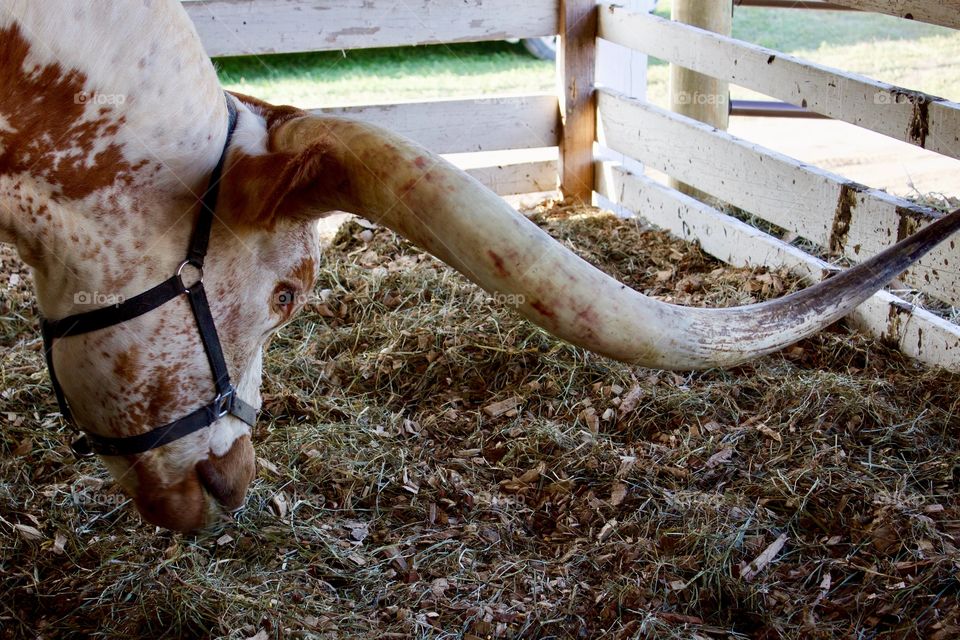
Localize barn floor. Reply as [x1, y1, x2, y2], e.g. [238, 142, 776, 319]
[1, 201, 959, 639]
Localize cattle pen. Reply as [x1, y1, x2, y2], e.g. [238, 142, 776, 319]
[3, 0, 960, 638]
[182, 0, 960, 371]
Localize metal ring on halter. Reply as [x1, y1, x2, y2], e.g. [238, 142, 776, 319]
[214, 389, 233, 418]
[176, 259, 204, 293]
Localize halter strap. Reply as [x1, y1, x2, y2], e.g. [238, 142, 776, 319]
[40, 93, 257, 458]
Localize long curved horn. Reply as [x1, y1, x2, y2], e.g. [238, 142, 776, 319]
[270, 115, 960, 370]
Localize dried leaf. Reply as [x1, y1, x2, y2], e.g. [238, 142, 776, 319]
[517, 462, 545, 484]
[483, 396, 521, 418]
[702, 420, 723, 433]
[597, 519, 618, 542]
[740, 533, 788, 581]
[814, 572, 832, 605]
[757, 424, 782, 443]
[499, 462, 545, 493]
[12, 437, 32, 457]
[347, 553, 366, 566]
[705, 447, 734, 469]
[609, 482, 628, 506]
[658, 612, 704, 625]
[480, 527, 500, 544]
[348, 522, 369, 542]
[315, 303, 337, 318]
[618, 386, 644, 416]
[655, 269, 674, 282]
[15, 523, 42, 541]
[257, 457, 279, 474]
[659, 465, 690, 479]
[430, 578, 450, 598]
[271, 492, 288, 519]
[870, 523, 900, 554]
[580, 407, 599, 434]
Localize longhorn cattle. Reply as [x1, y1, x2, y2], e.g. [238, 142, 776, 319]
[1, 0, 958, 531]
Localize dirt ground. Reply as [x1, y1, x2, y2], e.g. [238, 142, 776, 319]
[1, 202, 959, 639]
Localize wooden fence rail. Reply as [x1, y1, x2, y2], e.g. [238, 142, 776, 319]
[595, 0, 960, 369]
[827, 0, 960, 30]
[598, 6, 960, 161]
[315, 95, 560, 154]
[597, 89, 960, 307]
[185, 0, 560, 56]
[596, 163, 960, 369]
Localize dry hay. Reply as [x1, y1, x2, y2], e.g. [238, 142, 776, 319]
[1, 201, 959, 639]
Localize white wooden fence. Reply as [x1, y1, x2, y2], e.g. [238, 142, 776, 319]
[183, 0, 563, 197]
[183, 0, 960, 370]
[595, 2, 960, 370]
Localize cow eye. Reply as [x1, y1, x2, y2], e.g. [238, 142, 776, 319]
[271, 283, 299, 317]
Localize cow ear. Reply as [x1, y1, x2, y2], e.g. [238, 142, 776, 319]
[218, 144, 350, 229]
[218, 96, 352, 229]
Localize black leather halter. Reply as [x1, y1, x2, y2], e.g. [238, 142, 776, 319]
[40, 93, 257, 458]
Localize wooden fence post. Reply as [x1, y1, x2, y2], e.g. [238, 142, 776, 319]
[669, 0, 732, 198]
[559, 0, 598, 202]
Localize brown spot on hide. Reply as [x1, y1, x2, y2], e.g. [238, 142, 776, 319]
[146, 366, 181, 421]
[576, 307, 598, 324]
[414, 156, 427, 169]
[531, 301, 556, 319]
[0, 24, 134, 200]
[290, 256, 317, 289]
[112, 346, 141, 385]
[488, 250, 510, 278]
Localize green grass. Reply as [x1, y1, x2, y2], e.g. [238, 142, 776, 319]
[216, 41, 554, 107]
[648, 0, 960, 105]
[216, 3, 960, 108]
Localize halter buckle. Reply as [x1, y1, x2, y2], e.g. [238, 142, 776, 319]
[176, 259, 204, 293]
[71, 435, 95, 458]
[214, 389, 234, 418]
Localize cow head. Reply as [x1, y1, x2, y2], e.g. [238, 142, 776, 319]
[3, 1, 958, 532]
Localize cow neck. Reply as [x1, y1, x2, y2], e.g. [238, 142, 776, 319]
[39, 92, 257, 458]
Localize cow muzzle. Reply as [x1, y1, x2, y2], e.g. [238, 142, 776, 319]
[132, 435, 255, 532]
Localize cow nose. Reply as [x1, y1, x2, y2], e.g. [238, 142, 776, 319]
[132, 472, 213, 532]
[196, 435, 256, 510]
[128, 435, 254, 531]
